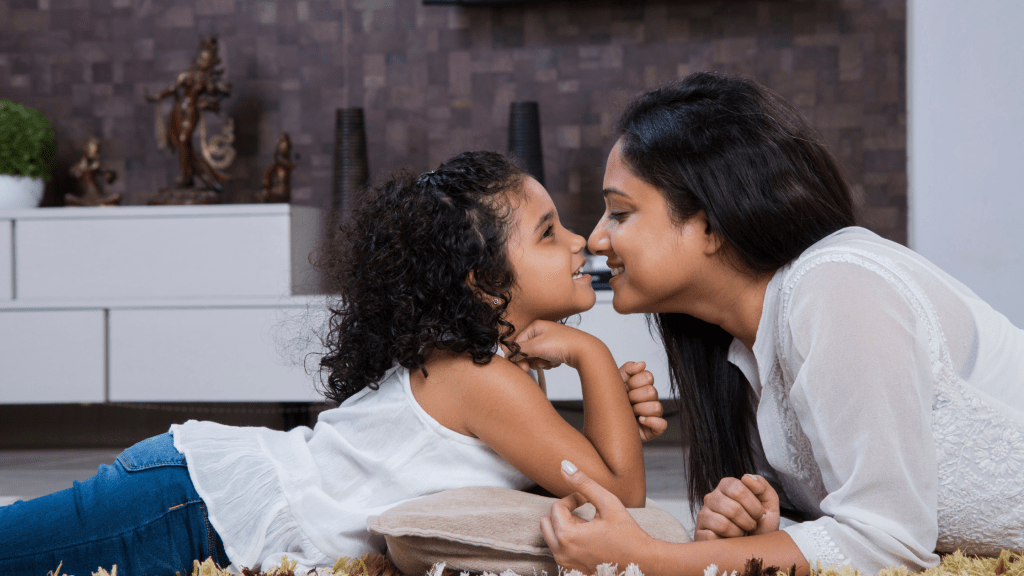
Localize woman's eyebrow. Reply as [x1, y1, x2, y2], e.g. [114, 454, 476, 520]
[533, 211, 555, 233]
[603, 187, 630, 199]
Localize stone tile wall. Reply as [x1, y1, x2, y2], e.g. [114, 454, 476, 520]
[0, 0, 906, 242]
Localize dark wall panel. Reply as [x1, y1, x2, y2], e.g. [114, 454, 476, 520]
[0, 0, 906, 242]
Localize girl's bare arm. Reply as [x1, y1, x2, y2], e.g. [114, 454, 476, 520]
[449, 322, 646, 507]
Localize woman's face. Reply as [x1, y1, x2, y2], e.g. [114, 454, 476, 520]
[505, 177, 596, 326]
[588, 140, 717, 315]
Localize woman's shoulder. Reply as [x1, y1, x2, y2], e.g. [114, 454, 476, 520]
[778, 227, 922, 294]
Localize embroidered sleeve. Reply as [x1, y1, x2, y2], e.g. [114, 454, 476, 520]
[776, 254, 943, 573]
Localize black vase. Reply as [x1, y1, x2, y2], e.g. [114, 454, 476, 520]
[508, 102, 545, 186]
[332, 108, 369, 218]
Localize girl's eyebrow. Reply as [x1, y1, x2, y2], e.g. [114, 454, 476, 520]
[533, 211, 555, 233]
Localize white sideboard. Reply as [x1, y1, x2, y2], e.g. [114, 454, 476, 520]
[0, 205, 673, 405]
[0, 204, 324, 404]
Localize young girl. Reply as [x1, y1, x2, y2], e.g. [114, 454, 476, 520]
[0, 151, 658, 575]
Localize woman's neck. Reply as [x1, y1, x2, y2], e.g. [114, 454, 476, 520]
[681, 266, 772, 351]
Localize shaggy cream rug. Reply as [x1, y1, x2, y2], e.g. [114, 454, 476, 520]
[46, 550, 1024, 576]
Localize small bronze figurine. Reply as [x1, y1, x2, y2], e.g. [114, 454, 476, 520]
[256, 133, 296, 203]
[66, 137, 121, 207]
[145, 36, 235, 204]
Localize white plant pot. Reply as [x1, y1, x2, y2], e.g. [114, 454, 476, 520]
[0, 174, 45, 209]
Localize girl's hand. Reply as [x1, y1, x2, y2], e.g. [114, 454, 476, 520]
[694, 474, 780, 540]
[619, 361, 667, 442]
[514, 320, 601, 371]
[540, 461, 654, 573]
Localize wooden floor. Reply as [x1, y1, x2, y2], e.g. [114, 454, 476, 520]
[0, 445, 695, 534]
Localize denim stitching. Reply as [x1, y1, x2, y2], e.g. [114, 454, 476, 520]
[199, 500, 225, 566]
[116, 453, 186, 471]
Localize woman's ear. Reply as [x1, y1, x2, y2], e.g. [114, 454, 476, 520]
[697, 211, 724, 256]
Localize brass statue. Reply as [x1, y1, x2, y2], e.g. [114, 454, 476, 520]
[66, 137, 121, 207]
[145, 37, 235, 204]
[256, 133, 296, 203]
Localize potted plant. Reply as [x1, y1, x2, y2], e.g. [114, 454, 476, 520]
[0, 100, 57, 209]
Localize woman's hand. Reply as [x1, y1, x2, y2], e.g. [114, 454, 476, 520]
[540, 461, 655, 574]
[514, 320, 603, 371]
[620, 361, 667, 441]
[694, 474, 780, 540]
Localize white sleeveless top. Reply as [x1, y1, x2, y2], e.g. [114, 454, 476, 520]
[728, 227, 1024, 574]
[171, 364, 532, 571]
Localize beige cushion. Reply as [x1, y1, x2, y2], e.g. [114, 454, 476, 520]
[367, 487, 692, 575]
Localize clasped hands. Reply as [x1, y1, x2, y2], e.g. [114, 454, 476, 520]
[511, 319, 667, 441]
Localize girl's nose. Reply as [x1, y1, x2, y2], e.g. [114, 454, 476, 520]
[570, 231, 586, 253]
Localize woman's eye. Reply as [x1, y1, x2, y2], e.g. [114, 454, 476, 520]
[608, 211, 629, 222]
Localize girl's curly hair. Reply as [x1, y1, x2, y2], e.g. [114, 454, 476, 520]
[316, 151, 527, 403]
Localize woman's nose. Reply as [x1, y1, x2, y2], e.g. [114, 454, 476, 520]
[588, 218, 610, 254]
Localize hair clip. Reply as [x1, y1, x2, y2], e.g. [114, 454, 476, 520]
[418, 170, 438, 186]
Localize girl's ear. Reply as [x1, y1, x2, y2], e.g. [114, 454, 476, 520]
[465, 271, 499, 306]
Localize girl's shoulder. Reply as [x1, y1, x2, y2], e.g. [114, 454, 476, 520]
[431, 349, 539, 390]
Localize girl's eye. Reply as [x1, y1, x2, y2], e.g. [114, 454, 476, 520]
[541, 225, 554, 239]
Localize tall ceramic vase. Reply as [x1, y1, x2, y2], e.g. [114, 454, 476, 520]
[508, 102, 545, 185]
[332, 108, 369, 220]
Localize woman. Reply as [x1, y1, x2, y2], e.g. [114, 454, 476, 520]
[541, 72, 1024, 575]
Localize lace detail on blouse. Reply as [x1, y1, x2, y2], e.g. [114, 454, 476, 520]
[931, 368, 1024, 553]
[806, 524, 849, 568]
[759, 356, 827, 512]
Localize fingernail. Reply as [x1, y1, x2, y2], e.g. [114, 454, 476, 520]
[639, 416, 646, 423]
[561, 460, 578, 475]
[761, 512, 767, 520]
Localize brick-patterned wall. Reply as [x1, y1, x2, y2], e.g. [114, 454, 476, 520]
[0, 0, 906, 243]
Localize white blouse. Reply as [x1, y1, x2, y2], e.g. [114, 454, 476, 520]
[728, 227, 1024, 574]
[171, 364, 532, 572]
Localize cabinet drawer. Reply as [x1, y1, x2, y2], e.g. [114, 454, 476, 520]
[15, 213, 296, 300]
[109, 307, 322, 402]
[0, 309, 105, 403]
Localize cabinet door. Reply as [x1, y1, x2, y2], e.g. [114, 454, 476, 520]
[0, 219, 10, 300]
[542, 301, 671, 401]
[0, 309, 105, 403]
[109, 307, 322, 402]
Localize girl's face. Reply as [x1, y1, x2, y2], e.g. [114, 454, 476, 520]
[588, 140, 718, 315]
[504, 177, 596, 326]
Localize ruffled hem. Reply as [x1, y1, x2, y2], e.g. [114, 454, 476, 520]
[173, 421, 325, 569]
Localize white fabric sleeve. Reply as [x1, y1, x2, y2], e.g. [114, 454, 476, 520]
[778, 259, 941, 573]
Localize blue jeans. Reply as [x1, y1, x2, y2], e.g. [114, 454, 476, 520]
[0, 433, 229, 576]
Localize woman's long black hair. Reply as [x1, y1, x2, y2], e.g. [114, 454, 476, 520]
[615, 72, 856, 511]
[316, 151, 526, 404]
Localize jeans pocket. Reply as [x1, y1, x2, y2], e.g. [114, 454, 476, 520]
[116, 433, 187, 472]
